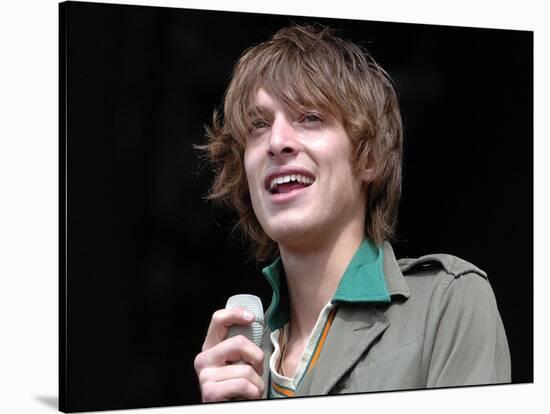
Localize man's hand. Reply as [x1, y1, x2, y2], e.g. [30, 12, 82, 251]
[194, 307, 265, 402]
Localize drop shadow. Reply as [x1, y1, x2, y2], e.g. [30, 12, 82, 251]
[35, 395, 58, 410]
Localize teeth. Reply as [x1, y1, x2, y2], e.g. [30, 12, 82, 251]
[269, 174, 314, 191]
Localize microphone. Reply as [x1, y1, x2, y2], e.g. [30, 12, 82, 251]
[225, 294, 264, 348]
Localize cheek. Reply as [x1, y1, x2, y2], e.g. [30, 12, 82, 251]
[325, 148, 363, 196]
[243, 150, 261, 201]
[312, 129, 353, 158]
[243, 149, 254, 183]
[317, 139, 354, 176]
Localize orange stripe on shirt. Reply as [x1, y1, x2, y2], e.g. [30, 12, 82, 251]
[271, 381, 295, 397]
[308, 307, 337, 372]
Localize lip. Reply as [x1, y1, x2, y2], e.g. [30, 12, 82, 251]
[264, 167, 316, 192]
[268, 184, 313, 204]
[263, 167, 316, 205]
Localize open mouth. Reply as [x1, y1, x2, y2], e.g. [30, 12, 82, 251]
[268, 173, 315, 195]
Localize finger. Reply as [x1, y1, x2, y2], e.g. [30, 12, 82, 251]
[195, 335, 264, 376]
[201, 377, 263, 402]
[202, 307, 256, 351]
[199, 364, 265, 397]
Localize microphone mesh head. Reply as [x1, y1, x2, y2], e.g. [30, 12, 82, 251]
[225, 294, 264, 347]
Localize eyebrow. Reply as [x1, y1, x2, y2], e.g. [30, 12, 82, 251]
[246, 102, 330, 123]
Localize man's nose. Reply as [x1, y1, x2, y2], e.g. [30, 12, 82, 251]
[268, 116, 300, 158]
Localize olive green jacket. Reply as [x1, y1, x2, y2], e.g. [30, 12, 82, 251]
[260, 243, 511, 397]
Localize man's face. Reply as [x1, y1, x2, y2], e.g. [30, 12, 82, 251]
[244, 88, 369, 250]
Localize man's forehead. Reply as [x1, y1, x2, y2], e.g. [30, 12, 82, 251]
[250, 87, 279, 109]
[246, 88, 289, 119]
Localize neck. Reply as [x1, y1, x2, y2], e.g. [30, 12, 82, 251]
[278, 226, 364, 340]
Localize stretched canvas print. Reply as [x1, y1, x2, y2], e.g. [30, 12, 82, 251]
[59, 1, 533, 412]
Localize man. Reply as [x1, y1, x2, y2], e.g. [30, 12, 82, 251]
[193, 24, 510, 402]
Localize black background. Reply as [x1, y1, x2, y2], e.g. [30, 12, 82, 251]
[60, 1, 533, 412]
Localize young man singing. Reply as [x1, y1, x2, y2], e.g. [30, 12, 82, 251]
[193, 25, 510, 402]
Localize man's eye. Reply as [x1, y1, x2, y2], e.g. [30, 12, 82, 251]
[252, 119, 268, 129]
[301, 113, 322, 123]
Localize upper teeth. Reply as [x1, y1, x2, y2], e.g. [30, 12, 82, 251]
[269, 174, 314, 190]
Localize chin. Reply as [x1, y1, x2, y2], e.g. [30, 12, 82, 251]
[264, 220, 318, 248]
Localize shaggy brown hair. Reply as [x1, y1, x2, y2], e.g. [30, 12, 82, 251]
[199, 24, 403, 262]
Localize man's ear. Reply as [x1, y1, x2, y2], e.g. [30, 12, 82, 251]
[357, 153, 376, 184]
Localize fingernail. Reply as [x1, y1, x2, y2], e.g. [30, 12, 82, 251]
[243, 310, 254, 321]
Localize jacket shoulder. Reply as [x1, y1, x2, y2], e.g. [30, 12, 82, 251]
[397, 253, 487, 280]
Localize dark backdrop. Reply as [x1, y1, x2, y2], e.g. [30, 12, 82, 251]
[59, 1, 533, 412]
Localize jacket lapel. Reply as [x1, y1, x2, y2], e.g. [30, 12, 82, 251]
[295, 304, 390, 396]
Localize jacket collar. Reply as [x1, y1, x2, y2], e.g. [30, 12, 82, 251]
[382, 241, 411, 299]
[261, 239, 406, 332]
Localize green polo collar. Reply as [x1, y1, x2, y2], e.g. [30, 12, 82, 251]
[261, 239, 391, 331]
